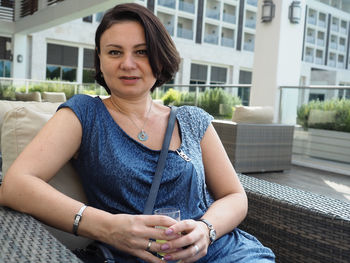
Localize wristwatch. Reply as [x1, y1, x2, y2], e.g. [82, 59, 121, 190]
[197, 218, 217, 245]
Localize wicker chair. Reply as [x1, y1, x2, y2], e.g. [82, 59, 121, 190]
[1, 174, 349, 262]
[212, 120, 295, 173]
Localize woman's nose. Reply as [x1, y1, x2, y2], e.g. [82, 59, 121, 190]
[120, 53, 136, 70]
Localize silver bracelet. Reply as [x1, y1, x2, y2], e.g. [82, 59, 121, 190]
[73, 204, 87, 236]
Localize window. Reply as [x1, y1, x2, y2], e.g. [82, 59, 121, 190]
[95, 12, 104, 23]
[0, 37, 12, 77]
[190, 63, 207, 91]
[239, 70, 252, 105]
[0, 60, 11, 77]
[46, 43, 78, 81]
[210, 66, 227, 84]
[83, 48, 95, 83]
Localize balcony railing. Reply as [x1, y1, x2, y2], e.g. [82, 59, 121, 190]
[221, 37, 234, 48]
[304, 55, 314, 63]
[0, 77, 106, 101]
[179, 1, 195, 13]
[307, 17, 317, 25]
[340, 27, 347, 35]
[158, 0, 176, 9]
[206, 8, 220, 20]
[318, 20, 326, 27]
[317, 39, 325, 46]
[306, 36, 315, 44]
[177, 27, 193, 40]
[204, 34, 219, 44]
[331, 24, 339, 32]
[243, 42, 254, 51]
[165, 25, 174, 36]
[154, 84, 251, 112]
[315, 57, 323, 64]
[223, 13, 236, 24]
[246, 0, 257, 6]
[245, 19, 256, 29]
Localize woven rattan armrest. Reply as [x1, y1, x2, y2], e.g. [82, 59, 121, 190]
[0, 205, 82, 262]
[238, 173, 350, 263]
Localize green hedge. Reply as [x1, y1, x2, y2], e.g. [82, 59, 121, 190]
[297, 99, 350, 132]
[161, 88, 241, 119]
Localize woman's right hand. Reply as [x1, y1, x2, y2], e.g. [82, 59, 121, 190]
[103, 214, 180, 263]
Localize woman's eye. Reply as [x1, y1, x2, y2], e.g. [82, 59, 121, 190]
[109, 50, 121, 55]
[136, 50, 147, 55]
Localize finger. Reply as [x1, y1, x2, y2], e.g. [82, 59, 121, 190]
[163, 243, 206, 263]
[164, 219, 197, 237]
[143, 215, 179, 227]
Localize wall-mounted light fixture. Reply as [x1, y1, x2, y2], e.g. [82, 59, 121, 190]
[17, 54, 23, 63]
[261, 0, 275, 23]
[289, 1, 302, 24]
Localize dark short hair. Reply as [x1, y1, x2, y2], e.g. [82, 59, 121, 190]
[94, 3, 180, 94]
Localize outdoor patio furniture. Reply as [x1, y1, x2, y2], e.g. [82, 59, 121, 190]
[213, 120, 294, 173]
[15, 91, 42, 102]
[1, 173, 349, 262]
[42, 91, 67, 103]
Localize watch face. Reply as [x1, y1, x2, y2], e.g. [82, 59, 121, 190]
[209, 229, 216, 243]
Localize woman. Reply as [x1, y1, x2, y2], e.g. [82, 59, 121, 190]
[0, 3, 275, 263]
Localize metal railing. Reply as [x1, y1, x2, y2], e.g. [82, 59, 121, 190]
[0, 77, 106, 100]
[280, 85, 350, 169]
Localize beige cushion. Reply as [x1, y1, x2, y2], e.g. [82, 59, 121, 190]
[15, 91, 42, 102]
[232, 106, 274, 124]
[0, 100, 61, 151]
[42, 92, 67, 103]
[1, 106, 90, 249]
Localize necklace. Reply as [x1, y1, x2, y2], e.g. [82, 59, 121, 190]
[110, 98, 153, 141]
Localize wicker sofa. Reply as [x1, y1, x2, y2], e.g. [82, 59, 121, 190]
[1, 173, 349, 262]
[0, 101, 349, 262]
[212, 120, 294, 173]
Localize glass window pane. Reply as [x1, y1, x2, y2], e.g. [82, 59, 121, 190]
[83, 49, 94, 69]
[0, 61, 4, 77]
[62, 67, 77, 82]
[96, 12, 104, 23]
[46, 65, 60, 80]
[4, 60, 11, 77]
[83, 69, 95, 83]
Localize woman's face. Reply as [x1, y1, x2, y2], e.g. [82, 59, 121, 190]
[98, 21, 156, 98]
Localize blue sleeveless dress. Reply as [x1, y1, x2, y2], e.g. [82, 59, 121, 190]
[58, 95, 275, 263]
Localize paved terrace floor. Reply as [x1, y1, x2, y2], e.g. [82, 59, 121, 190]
[247, 158, 350, 203]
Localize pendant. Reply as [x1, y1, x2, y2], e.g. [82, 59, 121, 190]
[138, 130, 148, 141]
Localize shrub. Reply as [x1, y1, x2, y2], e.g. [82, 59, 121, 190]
[198, 88, 241, 118]
[161, 88, 181, 105]
[297, 99, 350, 132]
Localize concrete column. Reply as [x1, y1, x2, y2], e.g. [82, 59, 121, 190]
[181, 57, 191, 86]
[77, 47, 84, 83]
[250, 0, 306, 124]
[12, 33, 28, 79]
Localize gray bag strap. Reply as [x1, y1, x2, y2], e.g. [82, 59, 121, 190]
[143, 106, 178, 215]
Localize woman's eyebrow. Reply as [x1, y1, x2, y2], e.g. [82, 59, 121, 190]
[105, 43, 147, 48]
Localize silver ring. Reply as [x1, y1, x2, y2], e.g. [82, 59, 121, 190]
[146, 239, 153, 252]
[193, 244, 199, 255]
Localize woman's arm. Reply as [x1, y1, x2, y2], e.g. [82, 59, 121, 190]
[156, 123, 247, 263]
[199, 123, 248, 236]
[0, 108, 177, 263]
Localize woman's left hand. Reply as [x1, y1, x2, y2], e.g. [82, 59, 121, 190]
[157, 219, 210, 263]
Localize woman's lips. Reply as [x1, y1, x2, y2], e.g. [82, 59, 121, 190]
[119, 76, 140, 85]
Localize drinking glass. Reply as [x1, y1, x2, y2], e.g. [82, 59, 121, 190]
[154, 208, 180, 263]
